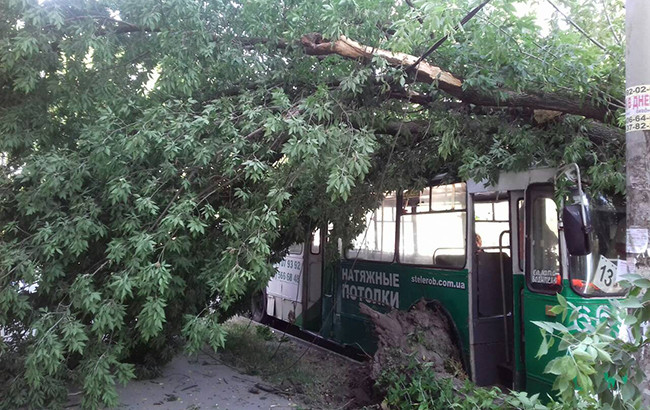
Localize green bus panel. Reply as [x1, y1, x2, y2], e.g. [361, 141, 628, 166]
[331, 260, 470, 361]
[523, 280, 612, 396]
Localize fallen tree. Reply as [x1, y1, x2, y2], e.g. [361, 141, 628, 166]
[0, 0, 626, 408]
[359, 300, 514, 408]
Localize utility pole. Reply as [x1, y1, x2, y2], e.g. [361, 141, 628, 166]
[626, 2, 650, 404]
[625, 0, 650, 277]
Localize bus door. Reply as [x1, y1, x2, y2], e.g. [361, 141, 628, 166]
[523, 183, 563, 394]
[471, 193, 513, 387]
[302, 228, 324, 331]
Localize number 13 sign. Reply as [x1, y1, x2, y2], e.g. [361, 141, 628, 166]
[594, 255, 618, 292]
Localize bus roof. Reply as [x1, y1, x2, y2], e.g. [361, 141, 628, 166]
[467, 168, 556, 194]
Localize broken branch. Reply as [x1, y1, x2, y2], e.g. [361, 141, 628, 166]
[300, 33, 615, 122]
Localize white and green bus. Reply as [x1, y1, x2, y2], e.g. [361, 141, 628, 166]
[254, 166, 626, 395]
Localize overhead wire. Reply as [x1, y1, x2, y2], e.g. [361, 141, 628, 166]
[405, 0, 493, 73]
[545, 0, 607, 52]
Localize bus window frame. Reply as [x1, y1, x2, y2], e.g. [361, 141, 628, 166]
[310, 229, 321, 255]
[473, 197, 511, 253]
[343, 183, 468, 270]
[525, 183, 563, 295]
[517, 199, 524, 272]
[344, 192, 398, 264]
[397, 183, 468, 269]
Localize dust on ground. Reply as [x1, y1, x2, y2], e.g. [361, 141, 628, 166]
[216, 316, 374, 409]
[77, 316, 374, 409]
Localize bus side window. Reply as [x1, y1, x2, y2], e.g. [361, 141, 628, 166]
[311, 229, 321, 254]
[400, 183, 467, 267]
[346, 192, 397, 262]
[528, 196, 562, 293]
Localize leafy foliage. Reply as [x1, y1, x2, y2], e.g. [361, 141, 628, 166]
[535, 277, 650, 410]
[377, 356, 582, 410]
[0, 0, 625, 408]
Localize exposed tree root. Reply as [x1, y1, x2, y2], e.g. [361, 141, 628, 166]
[359, 299, 463, 382]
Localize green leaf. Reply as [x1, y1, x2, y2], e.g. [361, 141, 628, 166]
[572, 348, 596, 362]
[618, 297, 644, 309]
[595, 347, 613, 364]
[136, 297, 167, 341]
[544, 357, 566, 376]
[536, 336, 549, 358]
[61, 320, 89, 355]
[621, 381, 636, 402]
[576, 371, 593, 393]
[623, 315, 638, 326]
[188, 217, 207, 235]
[110, 273, 134, 302]
[114, 362, 136, 386]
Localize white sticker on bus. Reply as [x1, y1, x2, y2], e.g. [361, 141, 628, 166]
[593, 255, 617, 292]
[531, 269, 558, 284]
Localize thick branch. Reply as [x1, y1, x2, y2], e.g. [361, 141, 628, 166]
[301, 33, 462, 89]
[374, 117, 623, 148]
[300, 33, 615, 123]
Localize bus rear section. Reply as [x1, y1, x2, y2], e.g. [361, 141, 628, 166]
[265, 232, 324, 331]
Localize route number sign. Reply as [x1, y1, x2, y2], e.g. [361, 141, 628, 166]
[593, 255, 617, 292]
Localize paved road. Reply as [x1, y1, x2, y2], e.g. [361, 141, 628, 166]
[68, 352, 300, 410]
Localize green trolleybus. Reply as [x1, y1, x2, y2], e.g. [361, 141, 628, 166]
[256, 166, 626, 395]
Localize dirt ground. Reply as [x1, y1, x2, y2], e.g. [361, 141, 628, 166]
[68, 316, 373, 409]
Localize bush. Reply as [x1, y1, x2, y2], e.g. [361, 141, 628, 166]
[534, 276, 650, 410]
[376, 357, 567, 410]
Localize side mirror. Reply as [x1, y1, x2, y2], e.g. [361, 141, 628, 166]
[563, 204, 591, 256]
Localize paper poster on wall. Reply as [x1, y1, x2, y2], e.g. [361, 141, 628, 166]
[626, 228, 649, 254]
[626, 85, 650, 133]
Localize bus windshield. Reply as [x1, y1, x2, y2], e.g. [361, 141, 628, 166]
[568, 195, 626, 296]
